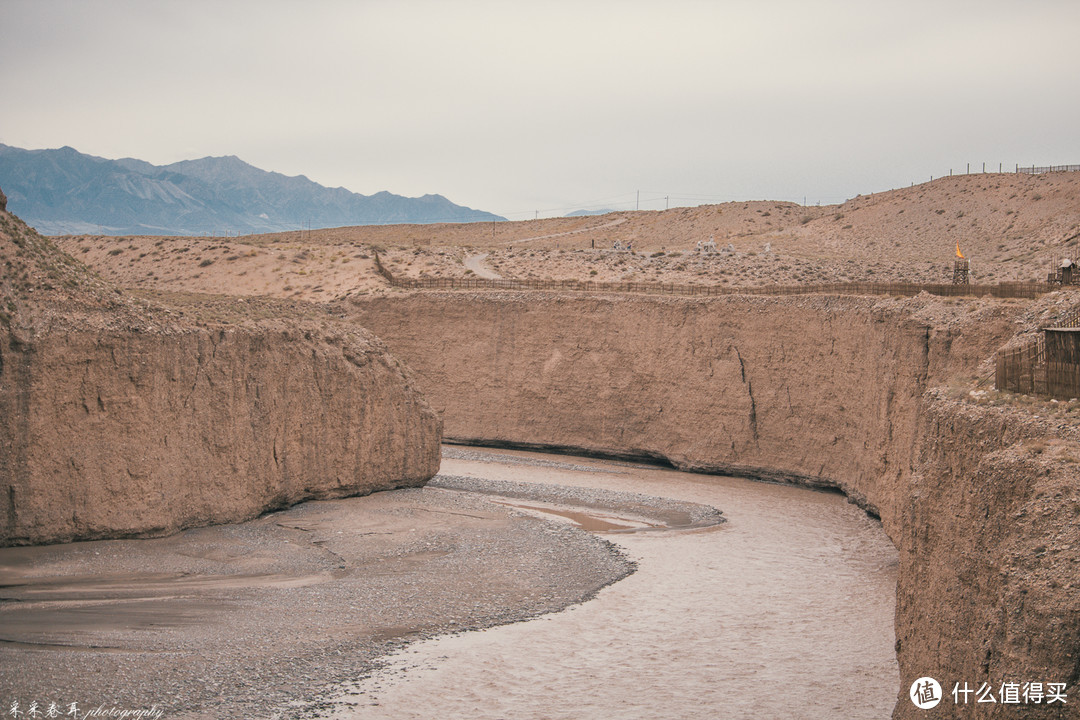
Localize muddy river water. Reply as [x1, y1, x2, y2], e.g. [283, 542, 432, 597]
[328, 448, 900, 719]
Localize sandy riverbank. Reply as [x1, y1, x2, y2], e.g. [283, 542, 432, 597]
[0, 449, 735, 718]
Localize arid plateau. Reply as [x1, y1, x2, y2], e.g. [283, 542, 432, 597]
[2, 171, 1080, 719]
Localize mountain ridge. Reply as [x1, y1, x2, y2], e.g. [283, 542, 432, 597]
[0, 144, 504, 235]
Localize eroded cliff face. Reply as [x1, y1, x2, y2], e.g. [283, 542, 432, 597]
[0, 322, 441, 545]
[347, 293, 1017, 531]
[347, 290, 1079, 719]
[897, 395, 1080, 719]
[0, 209, 441, 545]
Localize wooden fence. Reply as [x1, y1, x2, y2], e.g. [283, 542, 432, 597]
[1050, 306, 1080, 330]
[1017, 164, 1080, 174]
[995, 307, 1080, 399]
[1044, 329, 1080, 399]
[374, 253, 1051, 300]
[996, 338, 1047, 395]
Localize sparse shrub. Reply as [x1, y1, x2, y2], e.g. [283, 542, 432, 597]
[108, 248, 123, 256]
[1024, 439, 1048, 455]
[199, 258, 214, 267]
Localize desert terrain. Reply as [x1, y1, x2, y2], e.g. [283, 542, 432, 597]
[7, 171, 1080, 719]
[55, 172, 1080, 299]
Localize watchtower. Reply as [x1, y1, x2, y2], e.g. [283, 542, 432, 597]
[952, 258, 970, 285]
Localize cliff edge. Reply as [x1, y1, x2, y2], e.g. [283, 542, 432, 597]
[0, 206, 441, 545]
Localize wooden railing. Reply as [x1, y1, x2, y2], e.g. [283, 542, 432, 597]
[996, 338, 1047, 396]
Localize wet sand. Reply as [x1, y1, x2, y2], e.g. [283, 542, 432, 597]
[0, 463, 646, 718]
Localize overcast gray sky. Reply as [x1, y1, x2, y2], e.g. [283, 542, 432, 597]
[2, 0, 1078, 219]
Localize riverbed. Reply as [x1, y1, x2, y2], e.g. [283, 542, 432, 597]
[324, 446, 899, 719]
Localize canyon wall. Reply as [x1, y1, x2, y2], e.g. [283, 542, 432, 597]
[347, 290, 1079, 719]
[0, 320, 441, 545]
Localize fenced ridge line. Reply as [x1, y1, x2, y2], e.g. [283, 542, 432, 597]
[1016, 164, 1080, 174]
[373, 252, 1052, 300]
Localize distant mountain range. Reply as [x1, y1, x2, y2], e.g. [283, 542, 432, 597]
[0, 144, 505, 236]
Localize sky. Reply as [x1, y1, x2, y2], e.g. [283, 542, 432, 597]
[2, 0, 1079, 221]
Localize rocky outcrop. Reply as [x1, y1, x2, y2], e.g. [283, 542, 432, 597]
[0, 210, 441, 545]
[347, 290, 1079, 719]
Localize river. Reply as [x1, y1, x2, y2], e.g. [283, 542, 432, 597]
[325, 447, 899, 719]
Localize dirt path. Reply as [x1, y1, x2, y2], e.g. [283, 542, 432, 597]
[501, 216, 627, 245]
[464, 253, 501, 279]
